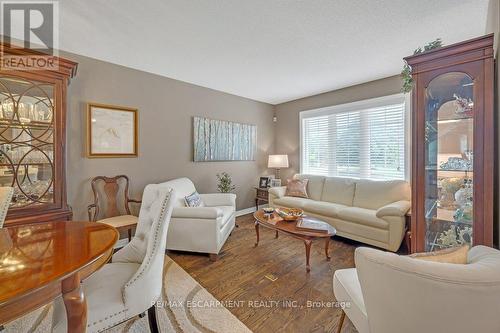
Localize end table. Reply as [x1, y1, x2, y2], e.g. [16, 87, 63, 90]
[254, 187, 269, 210]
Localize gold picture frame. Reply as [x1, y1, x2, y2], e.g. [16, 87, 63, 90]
[86, 103, 138, 158]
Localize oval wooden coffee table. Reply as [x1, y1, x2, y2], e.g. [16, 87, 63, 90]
[0, 221, 118, 332]
[253, 209, 336, 272]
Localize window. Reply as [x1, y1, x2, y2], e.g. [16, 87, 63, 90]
[300, 94, 407, 180]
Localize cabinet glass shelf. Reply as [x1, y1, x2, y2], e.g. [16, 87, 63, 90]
[424, 71, 474, 251]
[0, 76, 55, 209]
[425, 167, 473, 172]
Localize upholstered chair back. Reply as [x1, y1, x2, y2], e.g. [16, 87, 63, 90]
[0, 187, 13, 227]
[355, 246, 500, 333]
[112, 184, 175, 316]
[157, 177, 196, 207]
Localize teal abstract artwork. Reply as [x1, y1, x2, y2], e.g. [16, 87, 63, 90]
[193, 117, 256, 161]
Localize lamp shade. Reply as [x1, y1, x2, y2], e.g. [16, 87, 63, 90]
[268, 154, 289, 168]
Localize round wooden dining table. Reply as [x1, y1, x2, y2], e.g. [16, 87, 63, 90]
[0, 221, 118, 332]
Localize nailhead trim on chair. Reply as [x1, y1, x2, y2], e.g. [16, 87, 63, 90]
[90, 293, 162, 332]
[89, 309, 127, 332]
[123, 188, 173, 305]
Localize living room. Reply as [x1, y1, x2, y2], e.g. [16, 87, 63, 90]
[0, 1, 499, 333]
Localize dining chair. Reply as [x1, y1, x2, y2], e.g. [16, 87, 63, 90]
[333, 246, 500, 333]
[0, 187, 13, 227]
[53, 184, 175, 333]
[87, 175, 141, 241]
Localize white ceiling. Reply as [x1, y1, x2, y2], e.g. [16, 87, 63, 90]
[57, 0, 490, 104]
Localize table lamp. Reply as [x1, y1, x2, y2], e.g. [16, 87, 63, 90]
[268, 154, 289, 180]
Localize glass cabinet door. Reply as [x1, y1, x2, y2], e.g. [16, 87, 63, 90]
[0, 76, 55, 209]
[424, 72, 474, 251]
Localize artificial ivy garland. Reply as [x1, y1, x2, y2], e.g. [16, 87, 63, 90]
[401, 39, 443, 93]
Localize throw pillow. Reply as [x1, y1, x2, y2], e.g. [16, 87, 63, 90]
[184, 191, 204, 207]
[285, 178, 309, 198]
[409, 245, 469, 264]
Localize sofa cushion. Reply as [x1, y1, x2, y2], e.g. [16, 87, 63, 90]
[273, 196, 314, 209]
[334, 218, 389, 244]
[337, 207, 389, 229]
[321, 177, 356, 206]
[294, 174, 325, 201]
[98, 215, 138, 229]
[85, 263, 140, 331]
[285, 178, 309, 198]
[303, 201, 346, 218]
[410, 245, 469, 264]
[184, 191, 204, 207]
[353, 179, 410, 210]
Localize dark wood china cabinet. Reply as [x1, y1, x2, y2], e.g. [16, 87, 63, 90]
[405, 34, 494, 253]
[0, 43, 77, 225]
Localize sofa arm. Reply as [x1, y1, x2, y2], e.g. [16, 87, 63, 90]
[199, 193, 236, 207]
[376, 200, 411, 218]
[172, 207, 222, 219]
[268, 186, 286, 200]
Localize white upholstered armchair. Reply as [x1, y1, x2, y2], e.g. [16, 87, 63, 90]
[53, 185, 175, 333]
[333, 246, 500, 333]
[158, 178, 236, 261]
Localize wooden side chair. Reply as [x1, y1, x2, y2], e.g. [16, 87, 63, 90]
[87, 175, 141, 241]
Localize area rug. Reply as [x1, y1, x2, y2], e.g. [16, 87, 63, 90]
[3, 256, 251, 333]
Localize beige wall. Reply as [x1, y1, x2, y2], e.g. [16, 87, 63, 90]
[273, 75, 403, 180]
[65, 52, 274, 220]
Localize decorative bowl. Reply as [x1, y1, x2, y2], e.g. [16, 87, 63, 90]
[262, 207, 275, 214]
[275, 208, 303, 221]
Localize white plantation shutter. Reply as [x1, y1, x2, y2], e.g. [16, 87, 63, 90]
[302, 115, 330, 175]
[301, 95, 406, 180]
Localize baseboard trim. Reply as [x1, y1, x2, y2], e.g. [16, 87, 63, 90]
[235, 207, 255, 217]
[235, 204, 268, 217]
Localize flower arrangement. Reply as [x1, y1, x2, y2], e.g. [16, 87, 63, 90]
[437, 226, 472, 249]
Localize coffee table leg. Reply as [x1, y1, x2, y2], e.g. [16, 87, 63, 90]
[325, 237, 331, 261]
[275, 230, 279, 239]
[254, 221, 260, 247]
[304, 239, 312, 272]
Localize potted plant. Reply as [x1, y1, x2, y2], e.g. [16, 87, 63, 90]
[216, 172, 236, 193]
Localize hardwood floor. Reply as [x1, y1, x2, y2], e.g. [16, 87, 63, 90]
[168, 214, 363, 333]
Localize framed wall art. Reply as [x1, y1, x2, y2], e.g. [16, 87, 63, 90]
[87, 103, 138, 158]
[193, 116, 256, 162]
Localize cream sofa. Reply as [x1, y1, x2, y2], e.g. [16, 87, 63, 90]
[268, 174, 410, 251]
[158, 178, 236, 260]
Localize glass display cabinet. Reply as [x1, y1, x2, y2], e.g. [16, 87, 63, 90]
[0, 43, 77, 225]
[405, 35, 494, 252]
